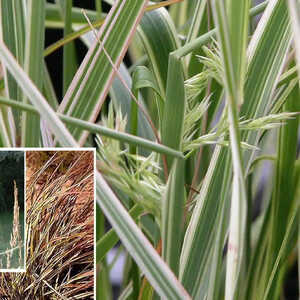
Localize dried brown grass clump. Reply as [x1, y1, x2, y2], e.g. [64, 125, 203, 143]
[0, 151, 94, 299]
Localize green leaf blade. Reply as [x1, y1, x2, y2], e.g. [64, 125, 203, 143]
[22, 0, 46, 146]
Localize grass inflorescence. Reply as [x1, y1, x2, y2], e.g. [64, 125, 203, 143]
[0, 181, 23, 270]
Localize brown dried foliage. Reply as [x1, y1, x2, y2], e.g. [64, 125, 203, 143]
[0, 151, 94, 299]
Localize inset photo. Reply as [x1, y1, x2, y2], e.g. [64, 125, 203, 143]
[0, 150, 95, 299]
[0, 151, 25, 272]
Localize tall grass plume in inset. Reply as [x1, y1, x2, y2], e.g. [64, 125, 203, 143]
[0, 151, 25, 271]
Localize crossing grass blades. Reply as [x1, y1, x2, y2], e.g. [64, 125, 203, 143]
[0, 0, 299, 299]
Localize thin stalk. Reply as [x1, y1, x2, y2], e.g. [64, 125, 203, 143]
[130, 82, 139, 155]
[0, 97, 183, 159]
[95, 0, 102, 16]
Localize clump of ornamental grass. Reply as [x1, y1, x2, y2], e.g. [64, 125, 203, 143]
[0, 151, 94, 299]
[0, 0, 299, 298]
